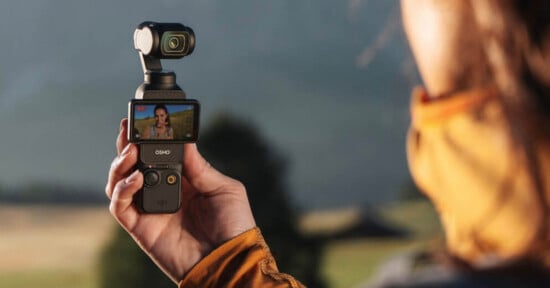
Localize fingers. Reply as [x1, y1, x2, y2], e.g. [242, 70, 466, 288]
[106, 143, 138, 199]
[107, 118, 141, 229]
[183, 143, 245, 194]
[106, 118, 136, 199]
[117, 118, 129, 155]
[109, 169, 143, 229]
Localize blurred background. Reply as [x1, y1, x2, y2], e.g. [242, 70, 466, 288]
[0, 1, 443, 287]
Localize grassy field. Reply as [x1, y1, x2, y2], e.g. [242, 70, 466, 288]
[0, 204, 114, 288]
[0, 200, 441, 288]
[320, 200, 443, 288]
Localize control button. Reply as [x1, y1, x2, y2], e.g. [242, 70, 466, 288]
[166, 174, 178, 185]
[144, 170, 160, 186]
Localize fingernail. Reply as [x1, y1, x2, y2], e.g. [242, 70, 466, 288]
[125, 170, 140, 184]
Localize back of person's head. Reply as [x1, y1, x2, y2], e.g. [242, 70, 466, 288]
[469, 0, 550, 265]
[470, 0, 550, 128]
[402, 0, 550, 268]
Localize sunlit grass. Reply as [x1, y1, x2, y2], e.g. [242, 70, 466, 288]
[320, 200, 443, 287]
[0, 270, 96, 288]
[0, 204, 113, 288]
[379, 200, 443, 238]
[322, 239, 413, 288]
[0, 200, 442, 288]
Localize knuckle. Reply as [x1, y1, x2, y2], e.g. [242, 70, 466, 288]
[110, 156, 128, 178]
[228, 178, 246, 194]
[109, 157, 120, 173]
[108, 183, 123, 216]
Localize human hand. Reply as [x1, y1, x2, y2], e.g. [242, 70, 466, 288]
[105, 119, 256, 283]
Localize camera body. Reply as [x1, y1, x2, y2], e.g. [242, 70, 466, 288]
[129, 22, 199, 213]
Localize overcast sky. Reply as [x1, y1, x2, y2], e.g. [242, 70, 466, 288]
[0, 0, 419, 210]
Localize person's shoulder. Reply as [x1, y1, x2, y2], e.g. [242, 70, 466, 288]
[357, 250, 550, 288]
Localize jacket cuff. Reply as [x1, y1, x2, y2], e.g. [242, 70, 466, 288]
[179, 227, 268, 287]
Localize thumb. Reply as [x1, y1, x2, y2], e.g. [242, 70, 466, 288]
[183, 144, 243, 194]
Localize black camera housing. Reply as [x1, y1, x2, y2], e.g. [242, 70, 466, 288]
[134, 22, 195, 59]
[129, 22, 199, 213]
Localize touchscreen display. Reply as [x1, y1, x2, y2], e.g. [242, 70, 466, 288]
[130, 101, 199, 142]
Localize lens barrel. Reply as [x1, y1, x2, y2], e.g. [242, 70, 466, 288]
[161, 32, 187, 55]
[134, 22, 195, 59]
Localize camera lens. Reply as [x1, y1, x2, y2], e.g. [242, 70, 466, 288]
[168, 37, 180, 50]
[161, 32, 188, 56]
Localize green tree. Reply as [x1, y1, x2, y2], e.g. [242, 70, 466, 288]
[199, 114, 326, 287]
[98, 227, 173, 288]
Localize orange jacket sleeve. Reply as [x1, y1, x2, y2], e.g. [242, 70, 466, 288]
[179, 227, 305, 288]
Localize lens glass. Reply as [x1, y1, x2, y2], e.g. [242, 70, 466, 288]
[168, 37, 180, 50]
[161, 32, 187, 56]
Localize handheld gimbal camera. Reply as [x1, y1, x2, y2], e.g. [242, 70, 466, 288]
[128, 22, 200, 213]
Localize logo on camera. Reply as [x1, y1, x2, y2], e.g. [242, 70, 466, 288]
[155, 149, 172, 156]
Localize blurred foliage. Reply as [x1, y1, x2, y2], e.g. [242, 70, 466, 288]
[98, 227, 173, 288]
[0, 183, 105, 204]
[98, 113, 326, 287]
[199, 114, 326, 287]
